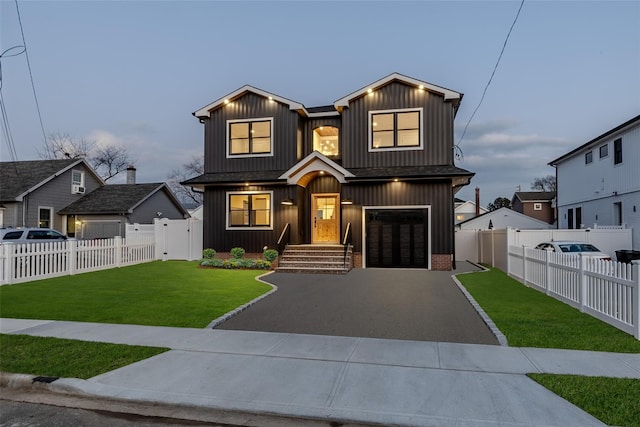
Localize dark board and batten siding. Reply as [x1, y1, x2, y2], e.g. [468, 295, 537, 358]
[341, 180, 453, 254]
[205, 93, 300, 174]
[342, 81, 455, 169]
[203, 185, 297, 253]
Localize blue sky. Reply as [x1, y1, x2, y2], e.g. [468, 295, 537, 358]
[2, 0, 639, 206]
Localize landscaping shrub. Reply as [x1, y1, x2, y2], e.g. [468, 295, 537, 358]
[202, 248, 216, 259]
[263, 248, 278, 262]
[230, 247, 245, 259]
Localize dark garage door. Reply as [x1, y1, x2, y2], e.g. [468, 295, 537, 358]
[365, 209, 429, 268]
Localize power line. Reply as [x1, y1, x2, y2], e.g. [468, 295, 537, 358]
[455, 0, 525, 159]
[14, 0, 48, 151]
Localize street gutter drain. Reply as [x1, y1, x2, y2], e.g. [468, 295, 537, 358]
[32, 376, 59, 384]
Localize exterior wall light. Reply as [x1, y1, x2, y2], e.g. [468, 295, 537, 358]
[341, 199, 353, 205]
[281, 199, 294, 206]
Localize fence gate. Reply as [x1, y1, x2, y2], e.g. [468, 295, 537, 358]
[154, 218, 203, 261]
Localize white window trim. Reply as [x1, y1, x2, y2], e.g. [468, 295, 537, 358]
[533, 203, 542, 211]
[225, 190, 274, 230]
[368, 107, 423, 152]
[226, 117, 274, 158]
[38, 206, 54, 228]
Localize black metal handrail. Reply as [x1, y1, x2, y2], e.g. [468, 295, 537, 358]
[342, 222, 352, 267]
[277, 223, 290, 254]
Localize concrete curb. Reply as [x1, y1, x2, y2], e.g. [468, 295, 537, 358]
[206, 271, 278, 329]
[452, 263, 509, 346]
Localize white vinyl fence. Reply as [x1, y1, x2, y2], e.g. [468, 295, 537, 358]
[0, 237, 155, 285]
[126, 218, 203, 261]
[509, 245, 639, 339]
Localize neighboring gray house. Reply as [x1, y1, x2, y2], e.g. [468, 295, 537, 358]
[549, 114, 639, 249]
[59, 182, 189, 239]
[0, 159, 103, 234]
[455, 207, 554, 230]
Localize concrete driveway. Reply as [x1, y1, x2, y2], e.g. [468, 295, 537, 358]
[218, 262, 499, 345]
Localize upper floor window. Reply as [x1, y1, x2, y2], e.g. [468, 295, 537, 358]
[313, 126, 339, 157]
[585, 151, 593, 164]
[599, 144, 608, 158]
[614, 138, 622, 164]
[71, 170, 85, 194]
[533, 203, 542, 211]
[369, 108, 423, 151]
[226, 191, 272, 230]
[227, 118, 273, 158]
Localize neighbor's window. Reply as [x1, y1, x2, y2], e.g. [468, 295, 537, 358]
[227, 192, 272, 229]
[313, 126, 339, 157]
[533, 203, 542, 211]
[38, 207, 53, 228]
[585, 151, 593, 164]
[227, 118, 273, 157]
[369, 108, 422, 151]
[599, 144, 608, 158]
[614, 138, 622, 164]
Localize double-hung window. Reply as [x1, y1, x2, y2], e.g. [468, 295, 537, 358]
[227, 191, 272, 229]
[71, 170, 85, 193]
[227, 118, 273, 157]
[369, 108, 422, 151]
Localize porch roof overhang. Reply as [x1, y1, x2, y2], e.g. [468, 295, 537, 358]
[279, 151, 355, 188]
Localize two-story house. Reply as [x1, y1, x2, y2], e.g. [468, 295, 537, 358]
[184, 73, 474, 270]
[549, 114, 639, 249]
[511, 191, 555, 224]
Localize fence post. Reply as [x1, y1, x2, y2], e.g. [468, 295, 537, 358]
[522, 245, 528, 286]
[2, 243, 14, 285]
[579, 254, 587, 313]
[632, 260, 640, 340]
[115, 236, 123, 267]
[491, 230, 495, 267]
[545, 249, 551, 295]
[68, 238, 77, 275]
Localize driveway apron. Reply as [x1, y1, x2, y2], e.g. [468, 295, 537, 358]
[218, 263, 499, 345]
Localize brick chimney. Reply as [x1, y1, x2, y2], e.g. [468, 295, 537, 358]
[475, 187, 480, 216]
[126, 165, 136, 184]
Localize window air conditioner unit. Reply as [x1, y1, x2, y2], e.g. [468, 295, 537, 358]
[73, 185, 85, 194]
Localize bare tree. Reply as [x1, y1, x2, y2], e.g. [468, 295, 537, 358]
[38, 132, 93, 160]
[39, 132, 133, 182]
[531, 175, 557, 193]
[167, 155, 204, 204]
[92, 144, 132, 182]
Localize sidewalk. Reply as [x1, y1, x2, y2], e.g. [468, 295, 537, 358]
[3, 318, 639, 426]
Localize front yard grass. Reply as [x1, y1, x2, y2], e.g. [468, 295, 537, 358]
[528, 374, 640, 427]
[457, 267, 640, 353]
[0, 261, 272, 328]
[459, 267, 640, 427]
[0, 334, 168, 379]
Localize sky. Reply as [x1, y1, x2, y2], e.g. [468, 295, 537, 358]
[1, 0, 639, 207]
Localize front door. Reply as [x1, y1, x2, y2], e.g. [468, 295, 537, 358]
[312, 193, 340, 243]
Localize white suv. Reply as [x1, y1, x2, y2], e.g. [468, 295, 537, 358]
[0, 227, 67, 244]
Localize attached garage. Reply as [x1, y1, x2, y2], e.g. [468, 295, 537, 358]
[364, 207, 430, 269]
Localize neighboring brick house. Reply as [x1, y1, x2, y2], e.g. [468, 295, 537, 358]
[184, 73, 474, 270]
[549, 114, 639, 249]
[511, 191, 555, 224]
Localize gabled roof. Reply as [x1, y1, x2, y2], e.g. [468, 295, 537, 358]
[334, 72, 463, 112]
[512, 191, 555, 203]
[59, 183, 188, 216]
[0, 159, 104, 202]
[456, 207, 553, 230]
[279, 151, 354, 187]
[193, 85, 307, 119]
[549, 114, 640, 166]
[454, 200, 488, 214]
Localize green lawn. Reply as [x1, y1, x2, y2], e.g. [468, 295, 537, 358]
[457, 267, 640, 353]
[0, 334, 168, 379]
[0, 261, 272, 328]
[529, 374, 640, 427]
